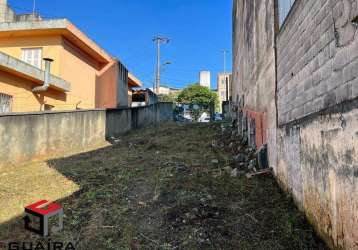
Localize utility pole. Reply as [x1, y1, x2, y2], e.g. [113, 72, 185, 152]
[222, 49, 229, 101]
[153, 36, 170, 94]
[32, 0, 36, 14]
[221, 49, 228, 74]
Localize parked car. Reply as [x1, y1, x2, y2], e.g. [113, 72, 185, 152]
[214, 113, 223, 121]
[200, 117, 211, 123]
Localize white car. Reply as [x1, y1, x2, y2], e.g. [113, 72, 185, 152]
[200, 117, 210, 123]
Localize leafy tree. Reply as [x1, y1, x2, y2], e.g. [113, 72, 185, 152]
[177, 84, 218, 109]
[176, 85, 220, 121]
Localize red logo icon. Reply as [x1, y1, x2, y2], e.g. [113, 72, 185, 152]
[24, 200, 63, 236]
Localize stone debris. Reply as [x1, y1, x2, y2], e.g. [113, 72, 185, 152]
[230, 168, 239, 177]
[224, 166, 233, 174]
[213, 123, 271, 178]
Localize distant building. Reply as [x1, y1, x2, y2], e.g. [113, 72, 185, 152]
[217, 72, 232, 112]
[152, 85, 181, 95]
[199, 71, 211, 89]
[131, 89, 157, 107]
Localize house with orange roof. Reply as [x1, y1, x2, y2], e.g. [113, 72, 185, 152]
[0, 0, 141, 112]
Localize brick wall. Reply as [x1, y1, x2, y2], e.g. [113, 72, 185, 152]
[277, 0, 358, 125]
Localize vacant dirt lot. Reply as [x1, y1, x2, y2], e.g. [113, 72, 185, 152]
[0, 123, 326, 249]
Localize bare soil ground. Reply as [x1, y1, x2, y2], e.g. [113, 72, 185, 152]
[0, 123, 326, 249]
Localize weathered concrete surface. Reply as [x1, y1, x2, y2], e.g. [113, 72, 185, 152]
[106, 102, 173, 138]
[0, 110, 106, 166]
[233, 0, 358, 248]
[275, 1, 358, 248]
[0, 103, 173, 167]
[232, 0, 278, 167]
[277, 105, 358, 249]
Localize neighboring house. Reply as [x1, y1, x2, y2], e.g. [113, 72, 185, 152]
[233, 0, 358, 249]
[0, 0, 141, 112]
[131, 89, 157, 107]
[216, 72, 232, 112]
[127, 73, 142, 106]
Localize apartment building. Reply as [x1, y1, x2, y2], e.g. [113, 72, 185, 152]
[217, 72, 232, 112]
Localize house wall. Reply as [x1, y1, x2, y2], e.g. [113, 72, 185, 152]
[0, 103, 173, 167]
[116, 62, 129, 108]
[0, 34, 119, 111]
[59, 38, 101, 109]
[276, 1, 358, 248]
[95, 61, 129, 109]
[0, 35, 62, 76]
[95, 61, 118, 109]
[0, 69, 67, 112]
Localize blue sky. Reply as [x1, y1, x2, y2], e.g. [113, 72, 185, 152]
[9, 0, 232, 90]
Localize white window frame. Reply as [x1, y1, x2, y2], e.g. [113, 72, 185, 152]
[21, 48, 43, 69]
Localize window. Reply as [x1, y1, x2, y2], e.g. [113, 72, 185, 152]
[221, 91, 226, 100]
[278, 0, 296, 27]
[0, 93, 12, 113]
[21, 48, 42, 69]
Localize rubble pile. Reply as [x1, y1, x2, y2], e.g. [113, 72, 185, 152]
[210, 123, 271, 178]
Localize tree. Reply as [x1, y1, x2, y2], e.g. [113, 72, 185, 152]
[177, 84, 218, 109]
[177, 85, 220, 121]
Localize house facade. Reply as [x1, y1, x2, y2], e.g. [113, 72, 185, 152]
[0, 1, 141, 112]
[233, 0, 358, 248]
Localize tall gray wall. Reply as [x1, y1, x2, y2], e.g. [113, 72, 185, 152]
[0, 103, 173, 167]
[232, 0, 278, 167]
[276, 1, 358, 248]
[233, 0, 358, 248]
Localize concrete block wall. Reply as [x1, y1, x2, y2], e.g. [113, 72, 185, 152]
[0, 110, 106, 166]
[233, 0, 358, 248]
[277, 0, 358, 125]
[275, 0, 358, 248]
[0, 103, 173, 167]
